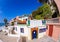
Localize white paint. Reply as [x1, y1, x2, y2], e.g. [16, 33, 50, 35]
[8, 34, 20, 37]
[20, 25, 28, 36]
[38, 32, 46, 39]
[30, 20, 42, 27]
[8, 17, 46, 40]
[19, 17, 28, 20]
[8, 25, 46, 40]
[38, 26, 46, 39]
[28, 28, 31, 40]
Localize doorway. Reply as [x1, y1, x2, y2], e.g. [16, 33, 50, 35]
[31, 28, 38, 39]
[49, 25, 53, 37]
[32, 30, 37, 39]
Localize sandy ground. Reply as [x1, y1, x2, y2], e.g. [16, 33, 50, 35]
[0, 32, 18, 42]
[0, 31, 57, 42]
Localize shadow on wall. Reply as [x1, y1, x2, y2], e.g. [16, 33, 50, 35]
[52, 12, 57, 18]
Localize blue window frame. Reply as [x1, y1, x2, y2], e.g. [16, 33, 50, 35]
[20, 28, 24, 33]
[39, 28, 46, 33]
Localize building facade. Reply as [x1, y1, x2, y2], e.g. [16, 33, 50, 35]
[46, 17, 60, 41]
[8, 16, 47, 40]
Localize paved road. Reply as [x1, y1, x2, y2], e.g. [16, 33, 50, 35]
[0, 32, 18, 42]
[0, 31, 57, 42]
[27, 36, 56, 42]
[0, 40, 3, 42]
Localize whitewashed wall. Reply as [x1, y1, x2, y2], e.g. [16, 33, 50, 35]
[38, 26, 46, 39]
[8, 19, 46, 40]
[20, 25, 28, 36]
[8, 25, 29, 38]
[8, 26, 20, 37]
[29, 20, 42, 27]
[27, 20, 46, 40]
[28, 28, 31, 40]
[16, 25, 32, 40]
[16, 25, 31, 39]
[19, 17, 28, 20]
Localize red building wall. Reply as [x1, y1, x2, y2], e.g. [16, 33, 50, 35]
[46, 24, 60, 41]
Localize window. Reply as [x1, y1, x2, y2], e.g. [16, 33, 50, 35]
[15, 27, 17, 31]
[20, 28, 24, 33]
[13, 27, 15, 30]
[42, 20, 46, 25]
[39, 28, 46, 33]
[13, 27, 17, 31]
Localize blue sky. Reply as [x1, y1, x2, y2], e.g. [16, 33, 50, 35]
[0, 0, 42, 23]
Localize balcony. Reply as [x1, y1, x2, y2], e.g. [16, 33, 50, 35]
[46, 17, 60, 24]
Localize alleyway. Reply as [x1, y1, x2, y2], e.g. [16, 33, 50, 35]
[0, 32, 57, 42]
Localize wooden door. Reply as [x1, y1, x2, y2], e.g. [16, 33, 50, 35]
[49, 25, 53, 37]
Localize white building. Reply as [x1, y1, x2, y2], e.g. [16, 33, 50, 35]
[8, 16, 47, 40]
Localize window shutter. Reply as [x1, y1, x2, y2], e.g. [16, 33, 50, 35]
[42, 20, 46, 25]
[28, 20, 30, 26]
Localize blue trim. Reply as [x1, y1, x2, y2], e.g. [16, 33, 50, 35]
[20, 28, 24, 33]
[39, 28, 46, 33]
[42, 20, 46, 25]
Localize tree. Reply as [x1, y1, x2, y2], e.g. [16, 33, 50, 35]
[32, 3, 52, 19]
[38, 0, 47, 3]
[4, 18, 8, 27]
[35, 15, 43, 20]
[38, 3, 52, 18]
[38, 0, 59, 18]
[32, 11, 38, 19]
[11, 22, 14, 26]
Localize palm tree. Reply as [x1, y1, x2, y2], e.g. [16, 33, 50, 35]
[4, 18, 8, 27]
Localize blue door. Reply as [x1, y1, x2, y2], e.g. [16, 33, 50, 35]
[32, 30, 37, 39]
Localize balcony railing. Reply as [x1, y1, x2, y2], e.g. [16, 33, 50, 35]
[46, 17, 60, 23]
